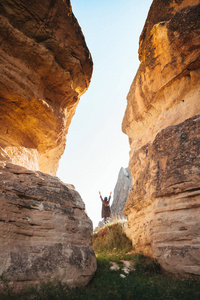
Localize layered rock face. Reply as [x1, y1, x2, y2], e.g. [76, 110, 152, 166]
[0, 0, 92, 175]
[111, 167, 132, 218]
[0, 0, 96, 291]
[0, 162, 96, 290]
[123, 0, 200, 277]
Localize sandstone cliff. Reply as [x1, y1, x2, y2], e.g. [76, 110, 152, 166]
[0, 0, 92, 175]
[122, 0, 200, 277]
[0, 0, 96, 291]
[111, 167, 132, 218]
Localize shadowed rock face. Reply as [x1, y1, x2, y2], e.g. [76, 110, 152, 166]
[122, 0, 200, 277]
[0, 0, 93, 175]
[0, 162, 97, 290]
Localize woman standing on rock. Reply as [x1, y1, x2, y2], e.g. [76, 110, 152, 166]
[99, 191, 112, 223]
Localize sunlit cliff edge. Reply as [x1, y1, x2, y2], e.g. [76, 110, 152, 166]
[0, 0, 92, 175]
[0, 0, 96, 291]
[122, 0, 200, 277]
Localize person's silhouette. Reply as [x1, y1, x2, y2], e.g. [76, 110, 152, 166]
[99, 191, 112, 223]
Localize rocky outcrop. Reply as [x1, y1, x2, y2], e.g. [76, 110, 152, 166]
[0, 0, 96, 291]
[111, 167, 132, 217]
[122, 0, 200, 277]
[0, 162, 97, 291]
[0, 0, 92, 175]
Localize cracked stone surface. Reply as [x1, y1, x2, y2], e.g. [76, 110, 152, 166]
[0, 162, 97, 291]
[0, 0, 96, 291]
[122, 0, 200, 277]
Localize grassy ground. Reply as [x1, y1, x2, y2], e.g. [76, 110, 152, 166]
[93, 222, 133, 258]
[1, 222, 200, 300]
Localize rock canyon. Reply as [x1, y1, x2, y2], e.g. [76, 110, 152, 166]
[123, 0, 200, 277]
[0, 0, 96, 291]
[0, 0, 199, 291]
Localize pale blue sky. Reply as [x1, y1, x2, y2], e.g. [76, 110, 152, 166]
[57, 0, 152, 228]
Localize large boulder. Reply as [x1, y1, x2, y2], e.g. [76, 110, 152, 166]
[0, 162, 96, 291]
[122, 0, 200, 277]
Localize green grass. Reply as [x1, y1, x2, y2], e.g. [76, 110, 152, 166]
[93, 222, 133, 258]
[1, 258, 199, 300]
[0, 222, 200, 300]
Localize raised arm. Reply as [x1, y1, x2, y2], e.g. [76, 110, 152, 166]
[99, 191, 103, 202]
[108, 191, 112, 201]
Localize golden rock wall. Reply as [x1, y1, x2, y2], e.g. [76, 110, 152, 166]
[0, 0, 93, 175]
[123, 0, 200, 277]
[0, 0, 96, 290]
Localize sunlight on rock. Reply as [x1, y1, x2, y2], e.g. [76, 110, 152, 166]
[123, 0, 200, 277]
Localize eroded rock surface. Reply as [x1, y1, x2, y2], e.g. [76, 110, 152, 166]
[111, 167, 132, 218]
[123, 0, 200, 277]
[0, 0, 96, 291]
[0, 162, 97, 290]
[0, 0, 92, 175]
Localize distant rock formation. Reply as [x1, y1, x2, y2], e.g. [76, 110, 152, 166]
[0, 162, 96, 291]
[0, 0, 96, 291]
[122, 0, 200, 277]
[0, 0, 92, 175]
[111, 167, 132, 218]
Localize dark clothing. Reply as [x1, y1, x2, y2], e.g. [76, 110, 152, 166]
[100, 195, 111, 218]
